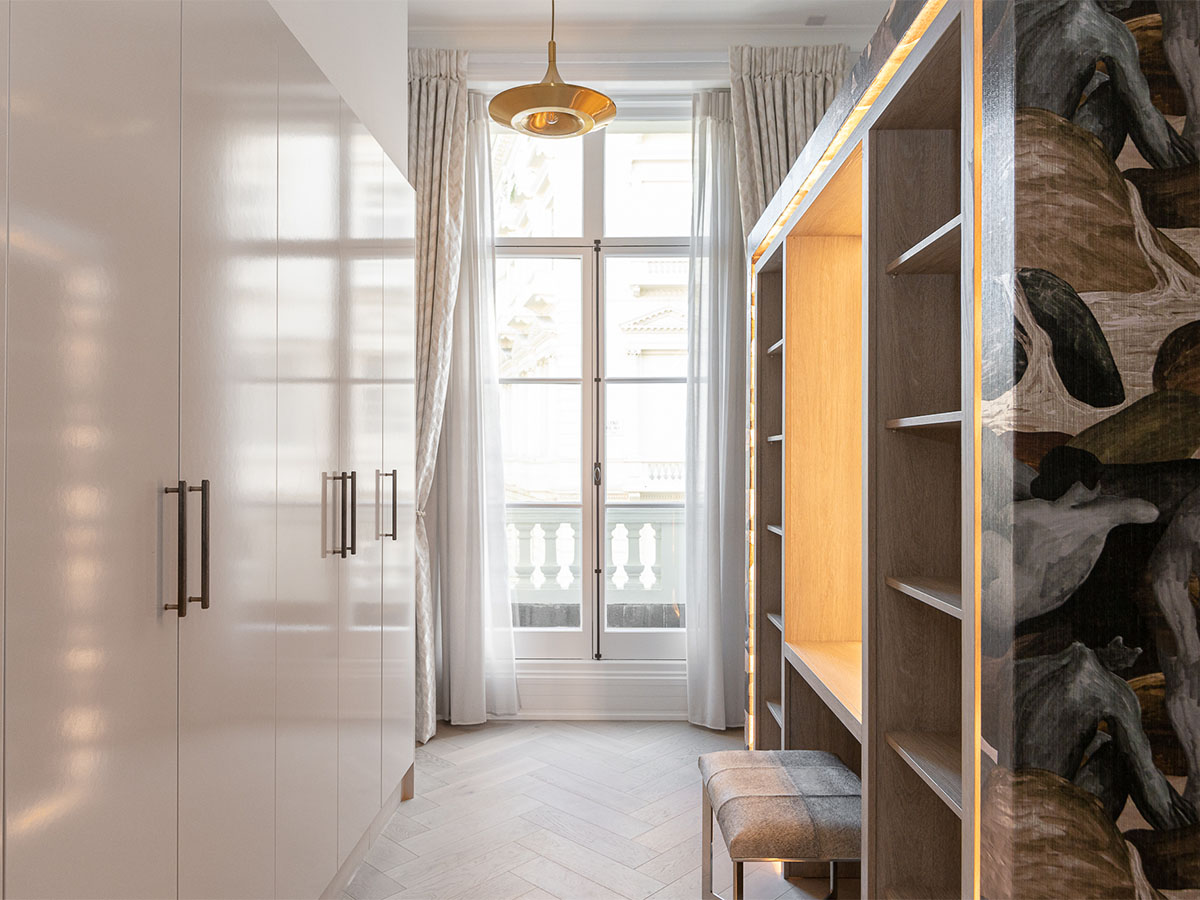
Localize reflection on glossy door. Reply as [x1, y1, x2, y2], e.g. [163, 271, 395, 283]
[178, 3, 278, 897]
[382, 155, 417, 798]
[276, 25, 342, 900]
[338, 101, 385, 866]
[5, 2, 181, 896]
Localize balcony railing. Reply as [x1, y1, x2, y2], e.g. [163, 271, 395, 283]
[505, 505, 684, 629]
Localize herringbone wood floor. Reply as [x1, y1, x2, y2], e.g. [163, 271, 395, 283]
[343, 720, 859, 900]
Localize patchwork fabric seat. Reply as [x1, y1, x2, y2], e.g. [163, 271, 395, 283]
[698, 749, 862, 900]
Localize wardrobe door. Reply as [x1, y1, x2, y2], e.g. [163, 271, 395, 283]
[178, 3, 278, 897]
[338, 101, 385, 865]
[5, 2, 181, 897]
[382, 158, 417, 798]
[276, 25, 342, 900]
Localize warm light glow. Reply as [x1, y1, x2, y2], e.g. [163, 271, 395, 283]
[972, 0, 984, 895]
[750, 0, 949, 265]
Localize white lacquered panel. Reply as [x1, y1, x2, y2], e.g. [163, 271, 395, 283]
[381, 156, 417, 799]
[5, 3, 181, 896]
[338, 101, 385, 866]
[275, 23, 342, 900]
[178, 3, 278, 897]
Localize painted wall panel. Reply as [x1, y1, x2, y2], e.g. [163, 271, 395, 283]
[981, 2, 1200, 895]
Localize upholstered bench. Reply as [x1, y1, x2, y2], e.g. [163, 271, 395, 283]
[698, 750, 861, 900]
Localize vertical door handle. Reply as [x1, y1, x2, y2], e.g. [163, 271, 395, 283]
[382, 469, 398, 540]
[339, 472, 349, 559]
[189, 479, 210, 609]
[164, 480, 188, 617]
[349, 470, 358, 555]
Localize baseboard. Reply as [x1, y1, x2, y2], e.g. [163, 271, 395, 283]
[320, 761, 414, 899]
[508, 658, 688, 720]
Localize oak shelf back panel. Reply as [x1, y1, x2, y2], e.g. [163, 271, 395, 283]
[783, 146, 864, 650]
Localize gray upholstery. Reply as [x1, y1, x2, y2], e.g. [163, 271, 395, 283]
[698, 750, 861, 861]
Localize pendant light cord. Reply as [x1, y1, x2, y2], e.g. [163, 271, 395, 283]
[551, 0, 555, 41]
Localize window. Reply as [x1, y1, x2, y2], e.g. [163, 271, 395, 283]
[492, 119, 692, 660]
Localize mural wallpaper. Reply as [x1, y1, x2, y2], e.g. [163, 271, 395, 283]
[983, 1, 1200, 896]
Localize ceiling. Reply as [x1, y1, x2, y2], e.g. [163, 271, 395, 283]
[409, 0, 891, 98]
[408, 0, 888, 31]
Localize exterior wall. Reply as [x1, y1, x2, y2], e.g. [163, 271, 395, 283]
[982, 1, 1200, 895]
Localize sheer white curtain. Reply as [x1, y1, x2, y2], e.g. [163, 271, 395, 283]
[430, 92, 519, 724]
[685, 90, 748, 731]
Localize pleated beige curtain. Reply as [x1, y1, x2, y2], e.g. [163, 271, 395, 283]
[409, 48, 469, 744]
[729, 44, 847, 236]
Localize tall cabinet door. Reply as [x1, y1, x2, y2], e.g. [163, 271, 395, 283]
[276, 25, 343, 900]
[338, 102, 385, 865]
[178, 3, 279, 897]
[5, 3, 182, 897]
[382, 159, 417, 798]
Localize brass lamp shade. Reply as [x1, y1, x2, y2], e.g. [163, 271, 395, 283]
[489, 39, 617, 138]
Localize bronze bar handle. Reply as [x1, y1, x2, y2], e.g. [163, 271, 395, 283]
[383, 469, 398, 540]
[189, 479, 210, 609]
[350, 470, 358, 556]
[164, 481, 188, 617]
[339, 472, 349, 559]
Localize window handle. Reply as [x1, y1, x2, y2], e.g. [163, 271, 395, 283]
[593, 462, 602, 486]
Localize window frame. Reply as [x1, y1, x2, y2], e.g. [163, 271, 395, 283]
[494, 124, 691, 661]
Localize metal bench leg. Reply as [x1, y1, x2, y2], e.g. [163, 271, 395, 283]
[702, 787, 715, 900]
[828, 861, 838, 900]
[732, 861, 744, 900]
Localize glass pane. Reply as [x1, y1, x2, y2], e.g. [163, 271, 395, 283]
[496, 257, 582, 379]
[604, 127, 692, 237]
[507, 506, 583, 630]
[605, 383, 685, 502]
[491, 125, 583, 237]
[604, 506, 684, 630]
[604, 257, 689, 378]
[500, 383, 581, 503]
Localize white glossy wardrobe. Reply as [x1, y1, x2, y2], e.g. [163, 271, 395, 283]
[2, 2, 417, 898]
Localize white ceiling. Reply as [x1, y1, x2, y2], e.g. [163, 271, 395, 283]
[409, 0, 891, 100]
[408, 0, 888, 31]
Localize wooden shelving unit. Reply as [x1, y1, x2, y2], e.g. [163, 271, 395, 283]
[746, 3, 973, 897]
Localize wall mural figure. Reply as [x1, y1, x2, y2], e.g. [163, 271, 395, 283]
[985, 1, 1200, 894]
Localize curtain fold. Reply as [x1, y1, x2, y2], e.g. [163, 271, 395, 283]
[685, 90, 748, 731]
[729, 44, 847, 236]
[409, 49, 469, 744]
[430, 93, 519, 725]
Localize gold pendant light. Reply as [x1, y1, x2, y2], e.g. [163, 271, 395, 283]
[488, 0, 616, 139]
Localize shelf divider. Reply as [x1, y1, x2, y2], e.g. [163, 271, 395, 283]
[885, 575, 962, 619]
[767, 433, 783, 443]
[885, 214, 961, 276]
[886, 731, 963, 817]
[767, 524, 783, 537]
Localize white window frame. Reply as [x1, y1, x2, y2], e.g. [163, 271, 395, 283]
[496, 125, 690, 661]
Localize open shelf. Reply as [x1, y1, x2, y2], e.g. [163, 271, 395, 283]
[886, 731, 962, 817]
[885, 576, 962, 619]
[767, 612, 783, 632]
[783, 640, 862, 740]
[767, 433, 783, 443]
[767, 524, 783, 537]
[767, 700, 784, 728]
[885, 410, 962, 432]
[767, 338, 784, 356]
[885, 215, 961, 276]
